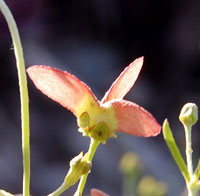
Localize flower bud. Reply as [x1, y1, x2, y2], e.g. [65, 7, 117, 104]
[179, 103, 198, 127]
[69, 152, 84, 168]
[64, 152, 92, 187]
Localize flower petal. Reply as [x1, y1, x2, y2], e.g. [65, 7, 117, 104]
[91, 189, 110, 196]
[108, 100, 161, 137]
[101, 57, 143, 103]
[27, 65, 99, 117]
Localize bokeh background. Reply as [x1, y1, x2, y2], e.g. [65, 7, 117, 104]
[0, 0, 200, 195]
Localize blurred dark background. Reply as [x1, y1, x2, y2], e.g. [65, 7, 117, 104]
[0, 0, 200, 195]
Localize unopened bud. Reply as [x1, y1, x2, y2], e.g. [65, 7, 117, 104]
[64, 152, 92, 187]
[179, 103, 198, 127]
[69, 152, 91, 176]
[69, 152, 83, 168]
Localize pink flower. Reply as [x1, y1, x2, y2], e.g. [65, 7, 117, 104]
[27, 57, 161, 142]
[90, 188, 110, 196]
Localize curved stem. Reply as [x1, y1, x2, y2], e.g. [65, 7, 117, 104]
[47, 181, 71, 196]
[0, 1, 30, 196]
[75, 139, 100, 196]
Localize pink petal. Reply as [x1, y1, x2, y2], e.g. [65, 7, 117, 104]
[109, 100, 161, 137]
[27, 65, 99, 117]
[91, 189, 110, 196]
[101, 57, 143, 103]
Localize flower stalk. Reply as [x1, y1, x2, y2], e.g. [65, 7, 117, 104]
[74, 139, 100, 196]
[179, 103, 198, 178]
[48, 152, 92, 196]
[184, 124, 193, 177]
[48, 139, 100, 196]
[0, 1, 30, 196]
[163, 103, 200, 196]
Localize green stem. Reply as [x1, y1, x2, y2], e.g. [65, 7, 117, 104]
[47, 181, 71, 196]
[184, 124, 196, 196]
[75, 139, 100, 196]
[0, 1, 30, 196]
[184, 124, 193, 177]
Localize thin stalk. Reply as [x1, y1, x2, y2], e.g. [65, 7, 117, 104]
[184, 124, 196, 196]
[0, 1, 30, 196]
[184, 124, 193, 177]
[75, 139, 100, 196]
[47, 181, 71, 196]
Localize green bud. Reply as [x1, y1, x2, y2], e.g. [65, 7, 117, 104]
[179, 103, 198, 127]
[70, 152, 91, 176]
[64, 152, 92, 187]
[77, 112, 90, 129]
[69, 152, 84, 168]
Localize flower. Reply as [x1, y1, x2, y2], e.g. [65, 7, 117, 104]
[27, 57, 161, 143]
[90, 188, 110, 196]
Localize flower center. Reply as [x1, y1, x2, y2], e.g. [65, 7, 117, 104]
[77, 111, 115, 143]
